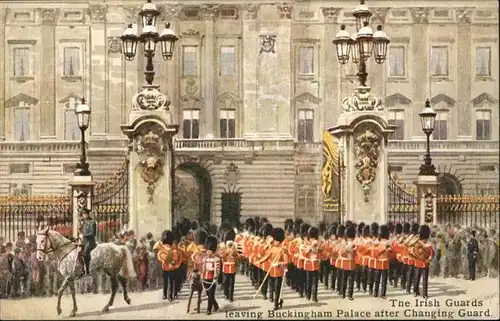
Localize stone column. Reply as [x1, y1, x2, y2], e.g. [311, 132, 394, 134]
[122, 87, 178, 239]
[0, 8, 5, 140]
[89, 4, 107, 136]
[242, 4, 259, 138]
[328, 88, 396, 224]
[456, 9, 473, 140]
[68, 176, 95, 238]
[40, 9, 57, 139]
[410, 8, 430, 139]
[275, 4, 292, 138]
[414, 175, 439, 226]
[202, 6, 216, 137]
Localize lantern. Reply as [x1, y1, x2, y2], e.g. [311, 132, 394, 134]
[139, 0, 160, 28]
[350, 37, 360, 64]
[356, 21, 374, 60]
[373, 25, 390, 64]
[352, 0, 372, 32]
[75, 98, 91, 130]
[333, 25, 352, 65]
[419, 99, 437, 136]
[139, 24, 159, 54]
[159, 23, 178, 60]
[120, 23, 139, 61]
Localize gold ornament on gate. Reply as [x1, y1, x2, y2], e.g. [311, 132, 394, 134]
[354, 129, 381, 202]
[136, 130, 165, 204]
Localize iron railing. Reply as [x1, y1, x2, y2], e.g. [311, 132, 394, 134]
[387, 171, 419, 223]
[437, 195, 499, 228]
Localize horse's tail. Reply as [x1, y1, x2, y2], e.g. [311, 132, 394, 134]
[120, 245, 137, 279]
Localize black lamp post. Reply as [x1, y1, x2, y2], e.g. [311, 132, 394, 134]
[333, 0, 390, 86]
[74, 98, 91, 176]
[120, 0, 179, 85]
[418, 99, 438, 176]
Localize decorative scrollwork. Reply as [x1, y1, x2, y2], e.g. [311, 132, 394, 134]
[136, 131, 165, 204]
[259, 35, 276, 54]
[132, 86, 170, 111]
[354, 129, 381, 202]
[342, 86, 383, 112]
[424, 191, 435, 223]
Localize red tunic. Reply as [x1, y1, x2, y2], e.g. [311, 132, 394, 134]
[412, 242, 435, 269]
[338, 241, 356, 271]
[301, 240, 321, 271]
[372, 239, 391, 270]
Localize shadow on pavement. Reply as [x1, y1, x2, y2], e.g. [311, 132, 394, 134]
[76, 301, 179, 318]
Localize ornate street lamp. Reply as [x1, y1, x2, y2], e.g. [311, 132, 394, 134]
[74, 98, 91, 176]
[418, 99, 438, 176]
[333, 0, 390, 87]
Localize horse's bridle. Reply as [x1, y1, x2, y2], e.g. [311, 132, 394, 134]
[36, 229, 76, 256]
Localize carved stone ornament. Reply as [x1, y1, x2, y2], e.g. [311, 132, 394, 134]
[410, 7, 431, 24]
[42, 9, 58, 25]
[108, 37, 121, 54]
[342, 86, 383, 112]
[371, 8, 389, 24]
[456, 8, 472, 24]
[260, 35, 276, 54]
[136, 131, 165, 204]
[224, 162, 241, 186]
[354, 129, 381, 202]
[322, 7, 340, 22]
[424, 191, 435, 223]
[243, 4, 258, 20]
[132, 85, 170, 111]
[278, 5, 293, 19]
[89, 4, 106, 23]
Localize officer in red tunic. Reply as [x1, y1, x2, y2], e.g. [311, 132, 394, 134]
[154, 230, 184, 301]
[302, 226, 321, 302]
[373, 224, 391, 298]
[406, 223, 420, 294]
[199, 235, 221, 315]
[338, 224, 356, 300]
[412, 224, 434, 298]
[399, 222, 411, 289]
[334, 225, 345, 294]
[390, 223, 403, 287]
[367, 222, 379, 295]
[220, 229, 239, 302]
[258, 223, 274, 300]
[354, 222, 366, 291]
[297, 223, 310, 298]
[191, 229, 208, 271]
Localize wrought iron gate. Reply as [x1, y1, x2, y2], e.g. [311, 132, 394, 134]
[92, 158, 129, 242]
[437, 195, 499, 228]
[388, 171, 419, 223]
[221, 192, 241, 228]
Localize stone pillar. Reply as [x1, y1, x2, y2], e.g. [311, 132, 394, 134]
[456, 9, 472, 140]
[414, 175, 439, 226]
[410, 8, 430, 139]
[242, 4, 259, 138]
[68, 176, 95, 238]
[0, 8, 5, 140]
[40, 9, 57, 139]
[328, 87, 396, 224]
[202, 7, 216, 137]
[122, 86, 178, 239]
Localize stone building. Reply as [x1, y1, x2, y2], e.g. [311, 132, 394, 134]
[0, 0, 498, 224]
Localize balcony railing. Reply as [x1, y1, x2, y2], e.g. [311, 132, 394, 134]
[173, 138, 296, 151]
[387, 140, 499, 152]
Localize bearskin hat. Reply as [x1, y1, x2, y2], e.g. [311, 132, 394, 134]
[395, 223, 403, 235]
[370, 222, 379, 237]
[263, 223, 274, 237]
[419, 225, 431, 240]
[411, 222, 420, 234]
[328, 225, 338, 238]
[363, 225, 370, 237]
[272, 228, 285, 243]
[308, 226, 320, 239]
[201, 221, 211, 233]
[300, 223, 310, 238]
[245, 218, 255, 231]
[161, 230, 174, 245]
[294, 218, 304, 233]
[179, 218, 191, 236]
[172, 226, 182, 242]
[190, 220, 199, 231]
[337, 225, 346, 238]
[205, 235, 218, 252]
[403, 222, 411, 234]
[357, 222, 366, 236]
[224, 228, 236, 242]
[388, 221, 395, 234]
[261, 217, 269, 225]
[345, 225, 356, 239]
[380, 225, 390, 239]
[345, 220, 353, 228]
[284, 219, 294, 231]
[319, 221, 327, 234]
[254, 216, 262, 230]
[194, 228, 208, 246]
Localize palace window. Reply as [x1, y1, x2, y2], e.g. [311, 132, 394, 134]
[13, 48, 30, 77]
[388, 110, 405, 140]
[430, 46, 449, 77]
[63, 47, 80, 76]
[182, 109, 199, 139]
[298, 46, 314, 75]
[219, 109, 235, 138]
[64, 98, 80, 141]
[13, 103, 30, 141]
[388, 46, 405, 77]
[476, 110, 491, 141]
[182, 46, 198, 76]
[296, 186, 316, 218]
[297, 109, 314, 142]
[220, 46, 235, 76]
[475, 47, 491, 77]
[433, 111, 448, 140]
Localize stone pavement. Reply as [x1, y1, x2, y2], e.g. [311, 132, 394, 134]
[1, 275, 498, 320]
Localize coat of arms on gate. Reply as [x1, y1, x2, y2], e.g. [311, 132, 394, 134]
[259, 35, 276, 54]
[136, 130, 165, 204]
[354, 129, 381, 202]
[223, 162, 241, 193]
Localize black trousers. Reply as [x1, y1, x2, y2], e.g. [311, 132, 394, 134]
[202, 279, 219, 313]
[355, 265, 364, 290]
[336, 266, 343, 293]
[367, 268, 375, 294]
[413, 267, 429, 297]
[329, 266, 338, 291]
[163, 270, 177, 300]
[406, 265, 415, 294]
[297, 269, 306, 297]
[373, 269, 389, 297]
[286, 263, 294, 288]
[400, 263, 408, 289]
[321, 261, 330, 287]
[468, 254, 477, 281]
[391, 260, 401, 287]
[83, 236, 96, 274]
[269, 276, 283, 309]
[305, 270, 319, 301]
[340, 269, 355, 299]
[223, 273, 235, 301]
[260, 268, 269, 298]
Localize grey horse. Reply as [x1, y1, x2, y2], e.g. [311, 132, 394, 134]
[35, 226, 136, 317]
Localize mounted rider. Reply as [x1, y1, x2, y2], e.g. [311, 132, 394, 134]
[79, 208, 97, 275]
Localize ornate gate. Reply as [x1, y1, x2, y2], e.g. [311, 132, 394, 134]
[437, 195, 499, 228]
[388, 171, 419, 223]
[322, 131, 342, 224]
[91, 158, 129, 242]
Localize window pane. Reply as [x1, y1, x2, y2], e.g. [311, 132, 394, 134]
[389, 46, 405, 77]
[305, 119, 314, 142]
[183, 46, 197, 76]
[219, 109, 228, 119]
[13, 48, 29, 77]
[64, 110, 80, 140]
[191, 119, 199, 138]
[14, 108, 30, 141]
[298, 110, 306, 120]
[435, 120, 447, 140]
[476, 47, 491, 76]
[430, 46, 448, 76]
[298, 120, 306, 141]
[228, 119, 236, 138]
[476, 120, 484, 140]
[182, 119, 192, 138]
[227, 110, 235, 119]
[220, 118, 228, 138]
[220, 46, 235, 76]
[299, 47, 314, 74]
[483, 120, 491, 140]
[305, 110, 314, 120]
[395, 119, 404, 140]
[64, 47, 80, 76]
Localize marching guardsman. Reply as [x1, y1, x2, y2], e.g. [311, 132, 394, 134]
[367, 223, 379, 295]
[285, 226, 298, 290]
[405, 223, 420, 294]
[373, 224, 391, 298]
[80, 208, 97, 276]
[257, 227, 288, 311]
[190, 229, 208, 271]
[338, 225, 356, 300]
[412, 225, 434, 298]
[302, 226, 321, 302]
[327, 224, 338, 291]
[398, 222, 411, 288]
[154, 230, 184, 301]
[199, 235, 221, 315]
[334, 225, 346, 294]
[390, 223, 403, 287]
[319, 227, 332, 289]
[467, 230, 479, 281]
[354, 222, 365, 291]
[318, 221, 328, 284]
[176, 218, 192, 288]
[296, 223, 310, 298]
[359, 225, 371, 292]
[220, 229, 239, 302]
